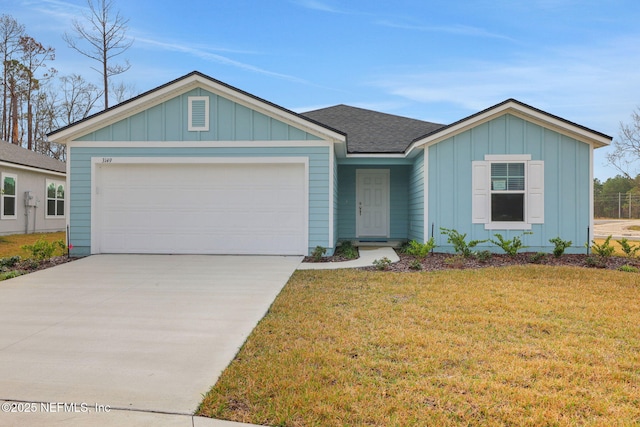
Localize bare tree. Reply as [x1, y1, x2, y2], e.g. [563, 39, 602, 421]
[0, 14, 25, 140]
[607, 108, 640, 179]
[59, 73, 102, 125]
[63, 0, 133, 109]
[110, 79, 136, 104]
[19, 35, 55, 150]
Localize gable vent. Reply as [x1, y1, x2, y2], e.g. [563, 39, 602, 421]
[188, 96, 209, 131]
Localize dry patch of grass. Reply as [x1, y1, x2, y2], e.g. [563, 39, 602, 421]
[0, 232, 66, 258]
[198, 266, 640, 426]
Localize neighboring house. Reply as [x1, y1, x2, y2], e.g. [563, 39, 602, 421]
[0, 141, 66, 235]
[47, 71, 611, 257]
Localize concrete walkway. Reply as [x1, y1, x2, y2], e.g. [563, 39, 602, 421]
[297, 246, 399, 270]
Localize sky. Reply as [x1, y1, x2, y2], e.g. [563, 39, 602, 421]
[4, 0, 640, 180]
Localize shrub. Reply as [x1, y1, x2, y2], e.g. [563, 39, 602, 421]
[549, 237, 572, 258]
[489, 232, 532, 256]
[474, 250, 492, 262]
[336, 241, 358, 259]
[440, 228, 487, 258]
[409, 259, 422, 270]
[529, 252, 546, 264]
[372, 257, 392, 271]
[616, 238, 640, 258]
[0, 255, 21, 270]
[618, 265, 639, 273]
[585, 255, 607, 268]
[405, 238, 436, 260]
[587, 235, 615, 258]
[21, 239, 65, 261]
[0, 271, 22, 281]
[311, 246, 327, 262]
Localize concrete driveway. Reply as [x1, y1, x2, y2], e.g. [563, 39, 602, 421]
[0, 255, 301, 425]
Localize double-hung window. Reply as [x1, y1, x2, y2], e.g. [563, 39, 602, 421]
[472, 155, 544, 230]
[1, 173, 17, 219]
[46, 180, 65, 217]
[491, 163, 525, 222]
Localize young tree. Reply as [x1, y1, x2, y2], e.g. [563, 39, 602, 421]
[63, 0, 133, 109]
[0, 14, 25, 141]
[607, 108, 640, 179]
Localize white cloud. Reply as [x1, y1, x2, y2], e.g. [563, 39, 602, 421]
[291, 0, 346, 13]
[369, 36, 640, 137]
[376, 20, 515, 41]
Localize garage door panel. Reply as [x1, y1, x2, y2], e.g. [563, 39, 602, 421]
[95, 162, 307, 255]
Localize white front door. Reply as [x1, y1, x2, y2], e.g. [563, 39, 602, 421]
[356, 169, 390, 238]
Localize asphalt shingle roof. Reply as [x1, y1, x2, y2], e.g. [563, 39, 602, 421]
[302, 104, 445, 153]
[0, 141, 66, 174]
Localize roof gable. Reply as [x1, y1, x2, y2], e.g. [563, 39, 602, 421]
[303, 105, 444, 153]
[48, 71, 346, 145]
[0, 141, 66, 174]
[411, 99, 612, 151]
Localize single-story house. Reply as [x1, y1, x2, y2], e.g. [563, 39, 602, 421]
[0, 141, 66, 235]
[47, 71, 611, 257]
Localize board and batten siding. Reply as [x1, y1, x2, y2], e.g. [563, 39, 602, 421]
[75, 88, 323, 142]
[68, 146, 332, 257]
[407, 151, 425, 242]
[428, 114, 591, 253]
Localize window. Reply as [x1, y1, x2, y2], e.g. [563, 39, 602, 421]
[188, 96, 209, 131]
[46, 180, 65, 217]
[1, 173, 17, 219]
[491, 163, 525, 222]
[472, 155, 544, 229]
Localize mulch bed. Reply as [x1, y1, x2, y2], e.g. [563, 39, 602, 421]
[307, 251, 640, 272]
[2, 256, 75, 277]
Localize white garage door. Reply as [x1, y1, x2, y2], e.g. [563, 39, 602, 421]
[93, 161, 307, 255]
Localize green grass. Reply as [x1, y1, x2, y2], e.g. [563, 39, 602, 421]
[198, 267, 640, 426]
[0, 232, 66, 258]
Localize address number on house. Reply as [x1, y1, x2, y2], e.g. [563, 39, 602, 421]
[102, 158, 113, 163]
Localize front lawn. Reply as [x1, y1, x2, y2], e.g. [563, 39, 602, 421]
[0, 231, 66, 258]
[198, 266, 640, 426]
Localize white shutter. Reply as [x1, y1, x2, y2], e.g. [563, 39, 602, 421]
[527, 161, 544, 224]
[472, 161, 490, 223]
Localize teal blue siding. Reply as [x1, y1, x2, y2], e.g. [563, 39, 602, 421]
[408, 152, 424, 242]
[75, 88, 322, 142]
[68, 146, 332, 256]
[337, 165, 410, 241]
[428, 114, 591, 253]
[333, 154, 339, 253]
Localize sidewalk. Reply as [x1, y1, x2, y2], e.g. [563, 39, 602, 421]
[593, 219, 640, 240]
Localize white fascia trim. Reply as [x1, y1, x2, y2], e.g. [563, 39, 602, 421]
[90, 156, 309, 165]
[329, 144, 335, 249]
[411, 101, 611, 150]
[346, 153, 406, 158]
[423, 148, 429, 243]
[68, 140, 333, 148]
[51, 73, 346, 145]
[0, 161, 65, 177]
[485, 154, 531, 161]
[589, 145, 594, 244]
[90, 156, 310, 254]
